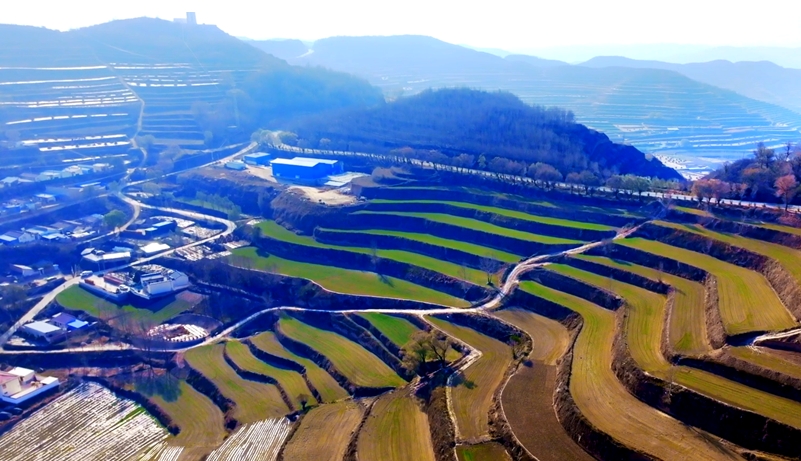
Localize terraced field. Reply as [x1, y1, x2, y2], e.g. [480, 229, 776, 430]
[183, 343, 289, 423]
[224, 340, 318, 408]
[357, 313, 421, 347]
[620, 238, 797, 335]
[248, 331, 349, 403]
[231, 247, 470, 307]
[518, 281, 742, 460]
[278, 315, 407, 389]
[356, 389, 436, 461]
[548, 263, 801, 430]
[427, 317, 513, 442]
[355, 211, 583, 244]
[281, 401, 365, 461]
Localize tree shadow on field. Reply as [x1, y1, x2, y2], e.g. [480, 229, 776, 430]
[449, 371, 476, 389]
[133, 372, 183, 402]
[378, 274, 395, 287]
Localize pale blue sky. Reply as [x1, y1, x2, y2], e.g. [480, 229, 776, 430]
[6, 0, 801, 51]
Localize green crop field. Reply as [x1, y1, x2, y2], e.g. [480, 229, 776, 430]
[456, 442, 511, 461]
[574, 255, 710, 355]
[518, 281, 742, 460]
[756, 222, 801, 237]
[249, 331, 348, 403]
[727, 346, 801, 381]
[134, 375, 226, 459]
[674, 206, 714, 217]
[56, 286, 191, 327]
[321, 228, 522, 263]
[620, 238, 796, 335]
[231, 247, 470, 308]
[547, 265, 801, 430]
[184, 343, 289, 423]
[224, 340, 318, 408]
[656, 221, 801, 288]
[427, 317, 513, 441]
[279, 316, 406, 389]
[257, 220, 487, 285]
[354, 211, 583, 244]
[356, 389, 436, 461]
[282, 401, 365, 461]
[358, 313, 421, 347]
[370, 199, 615, 231]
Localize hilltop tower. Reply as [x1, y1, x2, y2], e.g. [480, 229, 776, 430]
[186, 12, 197, 25]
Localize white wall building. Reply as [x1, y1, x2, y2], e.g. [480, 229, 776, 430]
[0, 367, 59, 405]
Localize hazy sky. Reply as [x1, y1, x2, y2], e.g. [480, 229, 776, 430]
[5, 0, 801, 51]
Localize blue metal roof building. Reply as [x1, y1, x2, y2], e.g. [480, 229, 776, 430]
[271, 157, 344, 183]
[243, 152, 271, 165]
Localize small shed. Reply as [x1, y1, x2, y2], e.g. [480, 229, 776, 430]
[21, 321, 62, 342]
[243, 152, 271, 166]
[225, 161, 247, 171]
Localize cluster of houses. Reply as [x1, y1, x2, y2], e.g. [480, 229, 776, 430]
[1, 181, 108, 219]
[20, 312, 89, 345]
[0, 214, 106, 246]
[0, 163, 111, 189]
[0, 367, 59, 405]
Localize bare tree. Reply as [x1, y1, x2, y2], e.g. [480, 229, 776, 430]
[479, 254, 501, 286]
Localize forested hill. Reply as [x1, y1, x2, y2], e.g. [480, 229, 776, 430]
[289, 88, 682, 181]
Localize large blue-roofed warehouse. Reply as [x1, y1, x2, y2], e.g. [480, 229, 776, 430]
[270, 157, 344, 184]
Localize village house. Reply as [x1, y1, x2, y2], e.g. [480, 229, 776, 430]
[0, 367, 59, 405]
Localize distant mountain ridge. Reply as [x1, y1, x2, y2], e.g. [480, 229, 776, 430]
[279, 34, 801, 169]
[581, 56, 801, 113]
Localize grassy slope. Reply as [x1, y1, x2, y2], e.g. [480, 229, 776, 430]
[356, 390, 436, 461]
[138, 377, 226, 456]
[427, 317, 512, 441]
[575, 255, 710, 355]
[494, 308, 571, 365]
[225, 340, 317, 407]
[249, 331, 348, 403]
[56, 286, 189, 326]
[258, 220, 487, 285]
[456, 442, 512, 461]
[549, 264, 801, 430]
[620, 238, 796, 335]
[354, 211, 583, 244]
[358, 313, 420, 347]
[184, 343, 288, 423]
[279, 316, 406, 389]
[322, 228, 522, 262]
[728, 346, 801, 380]
[370, 199, 615, 231]
[657, 220, 801, 290]
[282, 401, 364, 461]
[231, 247, 469, 308]
[519, 280, 742, 460]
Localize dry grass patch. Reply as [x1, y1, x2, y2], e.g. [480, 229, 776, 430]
[282, 401, 364, 461]
[249, 331, 348, 403]
[426, 317, 513, 441]
[356, 389, 436, 461]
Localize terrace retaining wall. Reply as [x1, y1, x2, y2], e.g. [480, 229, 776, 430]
[313, 228, 510, 269]
[364, 201, 616, 241]
[221, 346, 295, 412]
[251, 235, 491, 303]
[524, 269, 624, 311]
[243, 339, 324, 404]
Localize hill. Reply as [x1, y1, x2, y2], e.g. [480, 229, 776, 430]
[581, 56, 801, 113]
[289, 35, 801, 173]
[289, 88, 682, 180]
[248, 39, 310, 61]
[0, 19, 382, 168]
